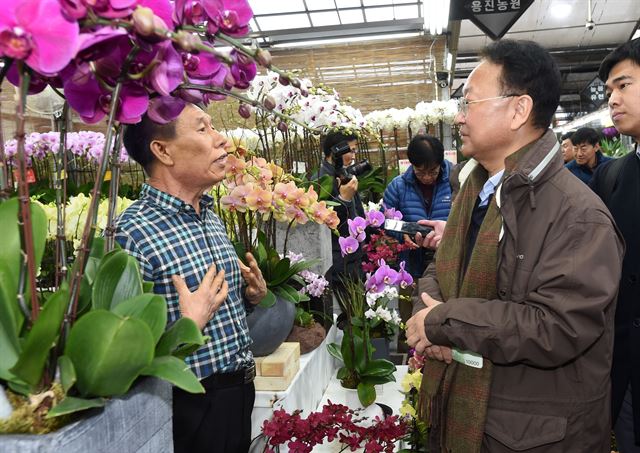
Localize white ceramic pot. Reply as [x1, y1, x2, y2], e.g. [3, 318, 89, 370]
[340, 386, 384, 424]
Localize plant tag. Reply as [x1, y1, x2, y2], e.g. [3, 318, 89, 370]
[451, 348, 483, 368]
[104, 170, 112, 181]
[13, 169, 36, 183]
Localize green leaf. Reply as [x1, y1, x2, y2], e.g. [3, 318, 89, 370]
[336, 366, 349, 380]
[10, 286, 69, 389]
[7, 378, 30, 396]
[357, 382, 376, 407]
[272, 285, 298, 304]
[0, 262, 21, 381]
[361, 375, 395, 386]
[341, 329, 366, 373]
[142, 281, 154, 293]
[58, 355, 76, 393]
[327, 342, 343, 362]
[155, 317, 206, 357]
[141, 356, 204, 394]
[46, 396, 106, 418]
[362, 359, 396, 378]
[92, 250, 143, 311]
[111, 294, 167, 345]
[257, 289, 277, 308]
[65, 310, 155, 397]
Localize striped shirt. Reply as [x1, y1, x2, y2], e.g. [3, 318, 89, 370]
[115, 183, 252, 379]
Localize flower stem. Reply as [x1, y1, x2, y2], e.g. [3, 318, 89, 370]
[0, 58, 14, 199]
[15, 63, 39, 322]
[53, 102, 69, 288]
[104, 125, 124, 252]
[66, 82, 123, 325]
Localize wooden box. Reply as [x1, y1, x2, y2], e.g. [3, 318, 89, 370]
[254, 342, 300, 391]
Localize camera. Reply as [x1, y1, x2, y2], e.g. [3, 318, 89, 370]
[331, 141, 372, 184]
[384, 219, 433, 236]
[436, 71, 449, 88]
[585, 20, 595, 30]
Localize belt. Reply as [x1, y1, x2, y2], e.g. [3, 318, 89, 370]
[202, 362, 256, 389]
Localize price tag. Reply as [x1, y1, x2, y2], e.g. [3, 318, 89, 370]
[451, 348, 483, 368]
[13, 169, 37, 183]
[104, 170, 112, 181]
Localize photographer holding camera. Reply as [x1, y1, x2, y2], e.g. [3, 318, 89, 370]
[317, 130, 368, 296]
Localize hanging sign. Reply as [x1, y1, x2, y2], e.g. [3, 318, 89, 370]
[451, 0, 535, 40]
[580, 76, 607, 108]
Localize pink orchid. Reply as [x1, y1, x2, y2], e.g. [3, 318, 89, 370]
[366, 210, 385, 228]
[203, 0, 253, 37]
[0, 0, 80, 75]
[309, 201, 331, 224]
[397, 262, 413, 288]
[348, 217, 367, 242]
[224, 154, 246, 176]
[245, 186, 273, 213]
[285, 206, 309, 225]
[273, 181, 296, 204]
[338, 236, 359, 257]
[325, 211, 339, 229]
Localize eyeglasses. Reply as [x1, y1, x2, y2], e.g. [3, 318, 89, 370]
[457, 94, 520, 116]
[414, 166, 440, 178]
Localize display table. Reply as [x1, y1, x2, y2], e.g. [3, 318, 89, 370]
[250, 325, 338, 443]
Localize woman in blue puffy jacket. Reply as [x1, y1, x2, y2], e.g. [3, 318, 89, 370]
[383, 134, 453, 278]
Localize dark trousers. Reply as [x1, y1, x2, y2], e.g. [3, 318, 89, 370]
[615, 384, 640, 453]
[173, 374, 255, 453]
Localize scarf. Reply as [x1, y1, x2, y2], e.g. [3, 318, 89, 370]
[418, 163, 501, 453]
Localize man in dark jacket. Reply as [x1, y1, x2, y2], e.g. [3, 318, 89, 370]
[590, 37, 640, 453]
[316, 130, 365, 297]
[565, 127, 612, 184]
[406, 39, 623, 453]
[383, 134, 452, 278]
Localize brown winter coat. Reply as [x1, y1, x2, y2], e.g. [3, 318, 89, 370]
[413, 129, 624, 452]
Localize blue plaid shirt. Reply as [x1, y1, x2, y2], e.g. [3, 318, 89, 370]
[115, 183, 252, 379]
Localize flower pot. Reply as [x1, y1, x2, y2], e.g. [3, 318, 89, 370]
[341, 386, 384, 424]
[285, 322, 326, 354]
[246, 296, 296, 357]
[0, 378, 172, 453]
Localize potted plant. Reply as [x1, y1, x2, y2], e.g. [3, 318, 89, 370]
[327, 210, 412, 410]
[214, 146, 339, 356]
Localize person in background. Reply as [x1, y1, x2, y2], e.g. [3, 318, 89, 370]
[383, 134, 452, 279]
[116, 104, 267, 453]
[590, 37, 640, 453]
[316, 130, 365, 298]
[406, 39, 623, 453]
[565, 126, 612, 184]
[560, 130, 576, 163]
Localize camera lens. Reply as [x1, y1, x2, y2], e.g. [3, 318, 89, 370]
[346, 160, 372, 177]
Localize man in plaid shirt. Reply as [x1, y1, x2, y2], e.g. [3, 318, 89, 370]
[116, 103, 267, 453]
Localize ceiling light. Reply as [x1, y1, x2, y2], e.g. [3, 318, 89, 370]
[271, 32, 422, 48]
[551, 3, 572, 19]
[423, 0, 450, 36]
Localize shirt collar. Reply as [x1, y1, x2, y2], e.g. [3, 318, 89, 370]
[478, 169, 505, 206]
[140, 183, 214, 214]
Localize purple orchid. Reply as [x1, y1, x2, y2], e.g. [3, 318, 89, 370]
[229, 49, 257, 89]
[365, 210, 385, 228]
[384, 207, 403, 220]
[204, 0, 253, 37]
[148, 41, 184, 96]
[602, 126, 619, 139]
[338, 236, 359, 257]
[173, 0, 210, 25]
[147, 96, 186, 124]
[0, 0, 80, 75]
[348, 217, 367, 242]
[397, 262, 413, 289]
[365, 259, 399, 292]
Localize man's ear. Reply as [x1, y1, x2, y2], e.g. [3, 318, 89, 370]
[149, 139, 174, 166]
[510, 94, 534, 131]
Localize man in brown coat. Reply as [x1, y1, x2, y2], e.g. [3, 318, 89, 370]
[406, 40, 624, 452]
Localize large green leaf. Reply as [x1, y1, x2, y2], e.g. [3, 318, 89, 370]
[47, 396, 106, 418]
[112, 294, 167, 344]
[141, 356, 204, 394]
[91, 250, 143, 311]
[327, 343, 343, 362]
[155, 317, 206, 357]
[10, 286, 69, 389]
[65, 310, 155, 397]
[58, 355, 76, 393]
[341, 329, 366, 372]
[257, 288, 277, 308]
[0, 262, 21, 381]
[357, 382, 376, 407]
[362, 359, 396, 378]
[0, 197, 47, 298]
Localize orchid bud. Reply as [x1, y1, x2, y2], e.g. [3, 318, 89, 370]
[263, 95, 276, 111]
[238, 103, 252, 119]
[132, 6, 155, 36]
[277, 121, 288, 133]
[237, 52, 253, 66]
[174, 30, 201, 52]
[291, 78, 301, 89]
[278, 74, 290, 86]
[255, 49, 272, 67]
[300, 88, 309, 97]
